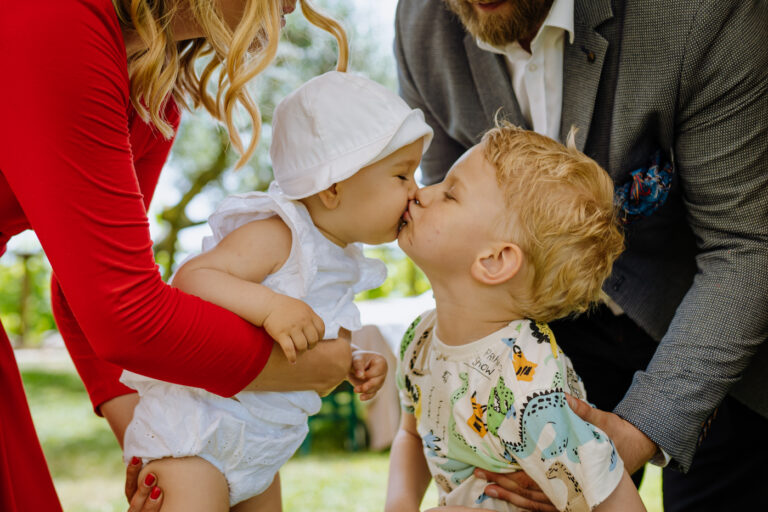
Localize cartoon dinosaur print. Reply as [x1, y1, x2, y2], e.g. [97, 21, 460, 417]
[434, 457, 475, 486]
[552, 370, 565, 389]
[566, 366, 584, 399]
[402, 374, 422, 418]
[486, 375, 515, 436]
[530, 320, 552, 345]
[433, 372, 478, 484]
[530, 321, 559, 359]
[499, 389, 611, 465]
[466, 391, 488, 438]
[399, 315, 422, 359]
[546, 461, 589, 512]
[451, 371, 470, 406]
[410, 327, 432, 376]
[423, 431, 443, 458]
[434, 474, 453, 494]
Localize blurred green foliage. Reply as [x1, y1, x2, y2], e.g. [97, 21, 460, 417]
[0, 251, 56, 346]
[23, 364, 659, 512]
[357, 245, 431, 300]
[21, 364, 441, 512]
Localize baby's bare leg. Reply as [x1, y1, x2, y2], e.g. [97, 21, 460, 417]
[139, 456, 229, 512]
[231, 472, 282, 512]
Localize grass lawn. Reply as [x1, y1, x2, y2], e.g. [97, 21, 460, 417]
[20, 363, 663, 511]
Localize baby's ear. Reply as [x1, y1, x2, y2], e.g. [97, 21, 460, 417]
[317, 183, 341, 210]
[470, 243, 523, 285]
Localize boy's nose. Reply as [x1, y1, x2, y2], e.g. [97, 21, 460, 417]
[413, 184, 433, 206]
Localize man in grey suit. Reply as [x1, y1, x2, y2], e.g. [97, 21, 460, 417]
[395, 0, 768, 509]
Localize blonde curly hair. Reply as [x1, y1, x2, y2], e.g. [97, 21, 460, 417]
[482, 122, 624, 322]
[113, 0, 348, 167]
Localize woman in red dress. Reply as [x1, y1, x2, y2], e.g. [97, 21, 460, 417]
[0, 1, 349, 510]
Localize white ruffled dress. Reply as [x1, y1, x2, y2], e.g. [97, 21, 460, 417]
[120, 183, 386, 505]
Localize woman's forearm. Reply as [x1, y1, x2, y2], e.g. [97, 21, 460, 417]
[100, 393, 140, 449]
[243, 336, 351, 395]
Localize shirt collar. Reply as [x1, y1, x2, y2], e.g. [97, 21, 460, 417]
[475, 0, 575, 55]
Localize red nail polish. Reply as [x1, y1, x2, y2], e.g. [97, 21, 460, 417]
[130, 456, 141, 466]
[145, 474, 156, 486]
[150, 486, 162, 500]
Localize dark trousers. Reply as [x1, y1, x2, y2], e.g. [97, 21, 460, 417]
[550, 306, 768, 511]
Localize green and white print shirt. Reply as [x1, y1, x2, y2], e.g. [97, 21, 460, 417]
[396, 309, 623, 512]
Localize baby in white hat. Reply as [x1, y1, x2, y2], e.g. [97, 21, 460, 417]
[119, 71, 433, 511]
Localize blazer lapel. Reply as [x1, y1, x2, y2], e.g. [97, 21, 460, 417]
[463, 34, 529, 130]
[560, 0, 613, 150]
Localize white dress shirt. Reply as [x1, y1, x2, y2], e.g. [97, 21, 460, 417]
[476, 0, 574, 140]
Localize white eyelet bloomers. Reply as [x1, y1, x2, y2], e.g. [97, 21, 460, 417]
[120, 182, 386, 505]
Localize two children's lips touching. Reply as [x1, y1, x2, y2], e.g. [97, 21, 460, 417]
[398, 208, 413, 234]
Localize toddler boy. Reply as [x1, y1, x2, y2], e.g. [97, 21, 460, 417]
[386, 123, 645, 512]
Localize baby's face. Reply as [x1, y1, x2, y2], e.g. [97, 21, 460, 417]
[335, 139, 423, 245]
[398, 142, 507, 276]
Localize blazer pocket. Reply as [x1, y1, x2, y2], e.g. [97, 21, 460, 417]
[614, 150, 674, 225]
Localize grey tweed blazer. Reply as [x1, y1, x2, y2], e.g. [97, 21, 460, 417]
[395, 0, 768, 470]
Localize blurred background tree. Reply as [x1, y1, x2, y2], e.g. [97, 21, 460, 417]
[0, 0, 426, 347]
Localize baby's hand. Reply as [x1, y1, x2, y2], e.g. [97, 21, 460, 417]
[348, 349, 388, 401]
[262, 294, 325, 364]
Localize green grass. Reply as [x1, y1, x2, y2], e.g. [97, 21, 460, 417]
[20, 364, 662, 511]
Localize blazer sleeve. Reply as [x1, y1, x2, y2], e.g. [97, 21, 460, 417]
[1, 1, 273, 401]
[613, 0, 768, 471]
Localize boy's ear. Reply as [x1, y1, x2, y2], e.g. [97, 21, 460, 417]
[470, 243, 524, 285]
[317, 183, 341, 210]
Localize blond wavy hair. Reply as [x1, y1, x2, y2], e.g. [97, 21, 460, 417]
[113, 0, 348, 168]
[482, 122, 624, 322]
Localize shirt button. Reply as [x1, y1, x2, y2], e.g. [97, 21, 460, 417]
[528, 63, 538, 72]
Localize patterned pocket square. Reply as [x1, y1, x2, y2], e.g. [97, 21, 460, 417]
[614, 150, 674, 225]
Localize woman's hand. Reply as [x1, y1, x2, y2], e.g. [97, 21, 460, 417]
[125, 458, 163, 511]
[245, 334, 352, 395]
[100, 394, 164, 511]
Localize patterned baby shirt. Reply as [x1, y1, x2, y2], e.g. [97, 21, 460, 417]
[396, 309, 623, 511]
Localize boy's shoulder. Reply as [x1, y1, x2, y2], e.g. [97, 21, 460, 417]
[497, 320, 585, 398]
[398, 309, 437, 362]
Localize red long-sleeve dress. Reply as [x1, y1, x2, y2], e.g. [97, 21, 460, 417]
[0, 1, 274, 510]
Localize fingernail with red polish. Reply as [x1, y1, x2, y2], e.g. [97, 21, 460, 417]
[150, 486, 162, 500]
[145, 474, 156, 486]
[130, 456, 141, 466]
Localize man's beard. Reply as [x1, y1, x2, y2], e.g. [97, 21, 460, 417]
[443, 0, 554, 47]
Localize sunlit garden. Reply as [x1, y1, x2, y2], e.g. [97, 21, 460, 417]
[20, 357, 662, 511]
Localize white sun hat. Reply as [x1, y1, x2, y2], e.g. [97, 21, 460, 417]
[270, 71, 434, 199]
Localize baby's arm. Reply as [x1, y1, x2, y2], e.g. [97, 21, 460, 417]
[385, 412, 432, 512]
[348, 343, 388, 401]
[173, 216, 324, 363]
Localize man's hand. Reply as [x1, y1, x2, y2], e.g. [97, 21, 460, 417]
[473, 469, 557, 512]
[348, 349, 388, 401]
[565, 394, 657, 474]
[262, 294, 325, 363]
